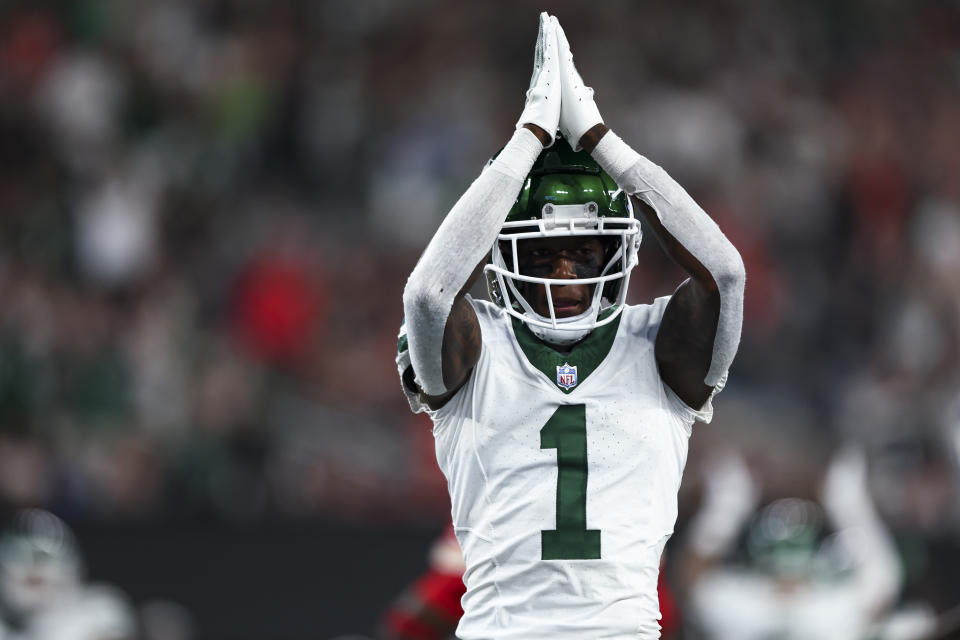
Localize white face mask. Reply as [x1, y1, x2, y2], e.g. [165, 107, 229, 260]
[485, 200, 642, 345]
[0, 555, 80, 615]
[0, 512, 83, 617]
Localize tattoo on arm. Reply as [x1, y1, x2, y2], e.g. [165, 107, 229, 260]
[422, 261, 486, 410]
[420, 296, 481, 410]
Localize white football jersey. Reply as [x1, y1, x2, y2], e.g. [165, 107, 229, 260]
[401, 296, 720, 639]
[690, 570, 881, 640]
[23, 585, 135, 640]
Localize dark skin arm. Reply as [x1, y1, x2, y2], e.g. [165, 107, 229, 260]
[419, 259, 485, 409]
[420, 122, 720, 410]
[418, 124, 551, 410]
[580, 124, 720, 409]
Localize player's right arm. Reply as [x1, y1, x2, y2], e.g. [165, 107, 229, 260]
[418, 262, 485, 408]
[401, 13, 559, 410]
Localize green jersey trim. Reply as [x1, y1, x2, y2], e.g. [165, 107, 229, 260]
[510, 308, 622, 394]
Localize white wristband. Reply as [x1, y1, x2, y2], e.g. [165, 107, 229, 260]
[489, 128, 543, 180]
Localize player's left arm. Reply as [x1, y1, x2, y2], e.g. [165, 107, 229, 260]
[821, 447, 902, 617]
[622, 179, 722, 408]
[553, 16, 744, 410]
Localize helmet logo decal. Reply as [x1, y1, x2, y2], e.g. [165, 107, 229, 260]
[556, 363, 578, 390]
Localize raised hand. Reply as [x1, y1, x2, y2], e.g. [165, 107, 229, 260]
[554, 16, 604, 150]
[516, 12, 561, 146]
[688, 450, 760, 557]
[821, 446, 875, 525]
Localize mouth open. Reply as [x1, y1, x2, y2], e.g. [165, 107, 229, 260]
[551, 295, 587, 317]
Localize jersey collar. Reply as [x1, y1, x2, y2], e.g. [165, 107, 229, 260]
[510, 308, 622, 394]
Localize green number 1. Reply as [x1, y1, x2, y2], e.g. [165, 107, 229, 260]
[540, 404, 601, 560]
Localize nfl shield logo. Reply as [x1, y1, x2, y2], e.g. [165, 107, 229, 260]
[556, 363, 578, 390]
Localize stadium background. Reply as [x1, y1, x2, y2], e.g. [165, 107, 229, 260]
[0, 0, 958, 637]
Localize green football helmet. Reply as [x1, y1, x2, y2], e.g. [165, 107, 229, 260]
[0, 510, 82, 616]
[746, 498, 825, 579]
[485, 135, 642, 344]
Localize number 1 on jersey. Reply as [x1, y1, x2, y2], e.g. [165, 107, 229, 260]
[540, 404, 600, 560]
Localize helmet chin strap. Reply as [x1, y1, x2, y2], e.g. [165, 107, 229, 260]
[509, 276, 607, 346]
[528, 310, 594, 346]
[489, 218, 641, 348]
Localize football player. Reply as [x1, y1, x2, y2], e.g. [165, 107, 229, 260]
[379, 523, 465, 640]
[378, 520, 681, 639]
[681, 448, 915, 640]
[0, 509, 135, 640]
[398, 13, 744, 638]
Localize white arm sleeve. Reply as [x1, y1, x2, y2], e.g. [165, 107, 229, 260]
[591, 131, 745, 386]
[402, 128, 543, 396]
[822, 448, 902, 614]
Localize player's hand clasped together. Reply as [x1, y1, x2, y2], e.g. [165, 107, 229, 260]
[399, 12, 745, 639]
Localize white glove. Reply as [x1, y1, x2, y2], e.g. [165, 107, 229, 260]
[554, 16, 604, 150]
[821, 446, 875, 526]
[516, 12, 560, 146]
[821, 445, 902, 614]
[688, 451, 760, 557]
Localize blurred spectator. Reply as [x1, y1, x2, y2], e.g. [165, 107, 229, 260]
[0, 0, 956, 621]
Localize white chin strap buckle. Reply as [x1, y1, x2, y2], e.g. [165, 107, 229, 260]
[542, 202, 598, 230]
[530, 320, 592, 346]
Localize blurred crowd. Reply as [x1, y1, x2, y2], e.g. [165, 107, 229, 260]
[0, 0, 958, 622]
[0, 0, 449, 525]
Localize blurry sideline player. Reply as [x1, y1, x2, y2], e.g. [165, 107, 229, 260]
[681, 448, 934, 640]
[379, 524, 465, 640]
[379, 522, 681, 639]
[0, 510, 135, 640]
[397, 13, 744, 638]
